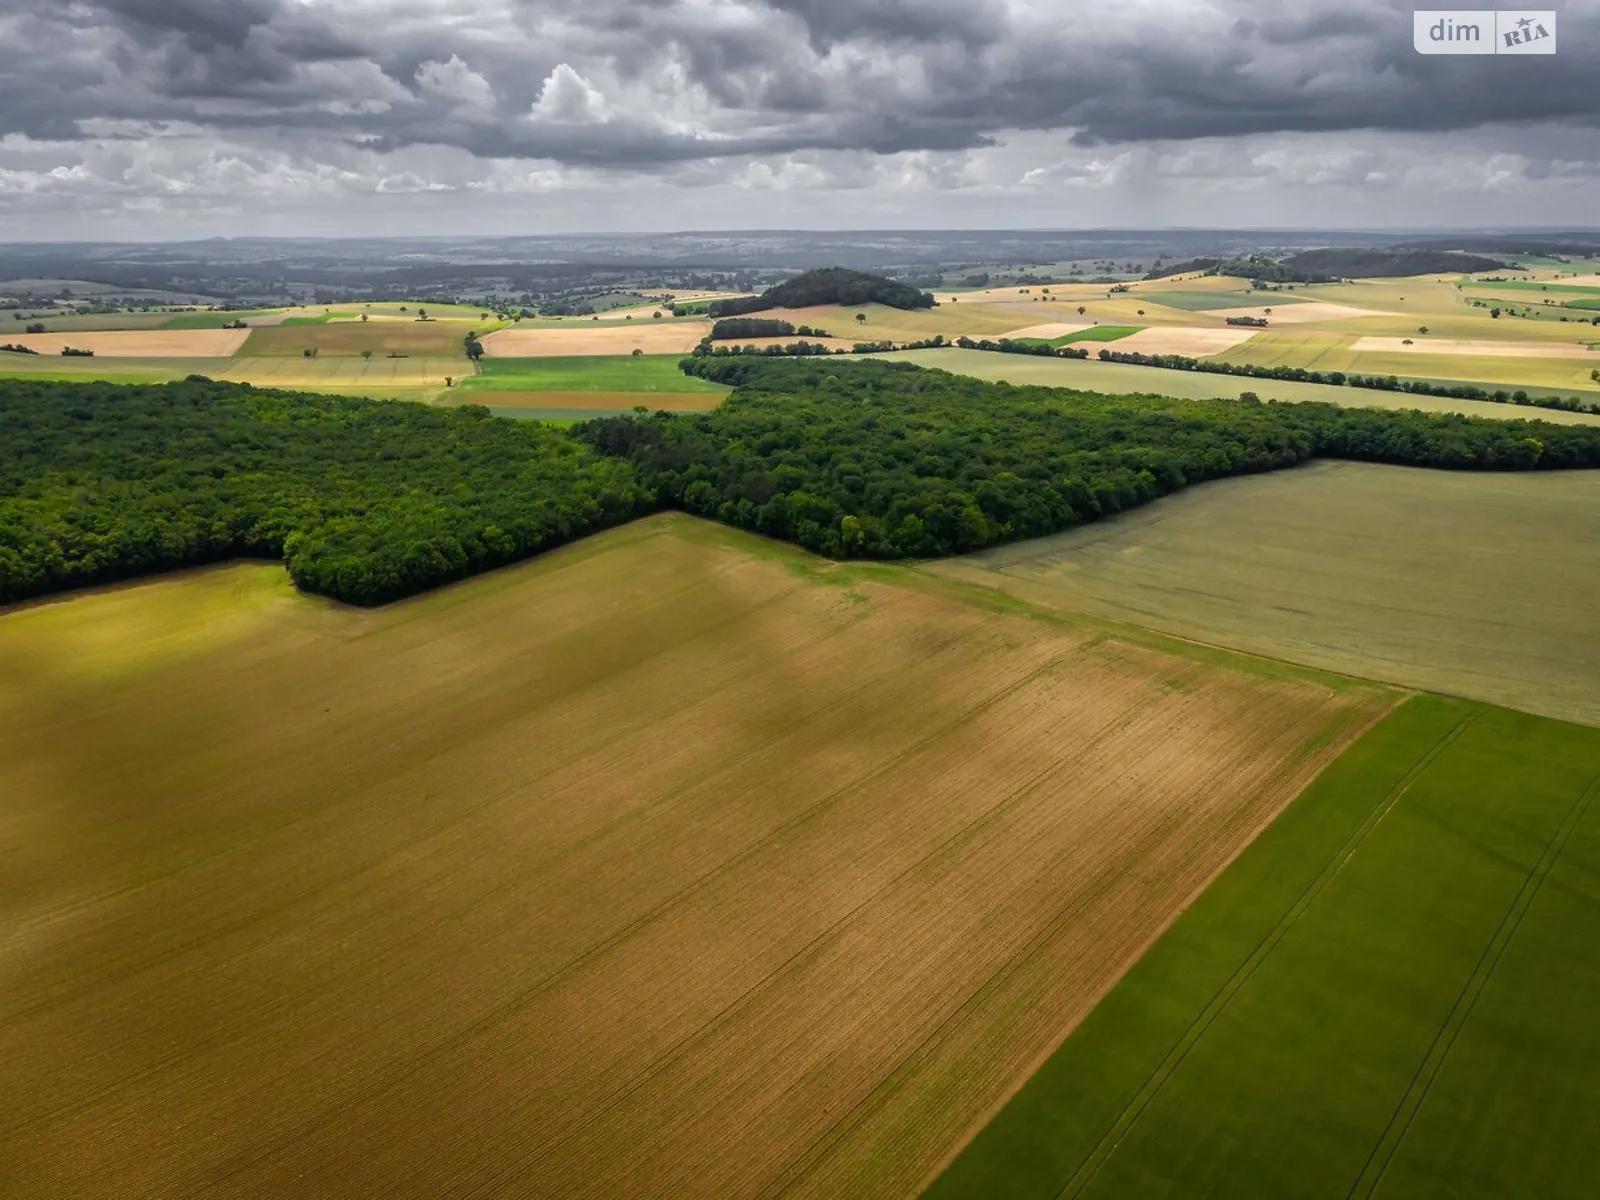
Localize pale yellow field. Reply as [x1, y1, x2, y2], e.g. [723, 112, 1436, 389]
[0, 516, 1390, 1199]
[5, 329, 250, 356]
[928, 462, 1600, 726]
[1112, 326, 1261, 356]
[1351, 336, 1600, 360]
[1207, 302, 1396, 324]
[726, 335, 860, 351]
[481, 322, 712, 357]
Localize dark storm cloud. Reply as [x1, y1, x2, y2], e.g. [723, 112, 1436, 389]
[1, 0, 1595, 166]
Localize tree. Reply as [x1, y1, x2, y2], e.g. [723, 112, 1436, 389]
[1490, 308, 1502, 318]
[855, 312, 867, 324]
[361, 349, 373, 360]
[1077, 307, 1086, 316]
[1418, 326, 1430, 334]
[25, 323, 45, 334]
[631, 348, 644, 357]
[361, 313, 369, 322]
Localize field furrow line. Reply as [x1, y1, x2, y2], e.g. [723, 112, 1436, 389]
[1347, 765, 1600, 1200]
[1054, 713, 1476, 1199]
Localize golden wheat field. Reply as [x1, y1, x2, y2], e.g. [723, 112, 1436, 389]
[0, 516, 1391, 1199]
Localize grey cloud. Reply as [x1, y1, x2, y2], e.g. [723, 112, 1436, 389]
[0, 0, 1595, 174]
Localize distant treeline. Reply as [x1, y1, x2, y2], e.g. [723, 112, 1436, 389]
[706, 268, 935, 318]
[8, 362, 1600, 608]
[0, 380, 648, 607]
[708, 318, 834, 341]
[577, 358, 1600, 560]
[1095, 348, 1600, 415]
[1146, 248, 1509, 283]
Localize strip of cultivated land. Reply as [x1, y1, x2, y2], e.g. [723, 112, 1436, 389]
[880, 349, 1600, 424]
[930, 694, 1600, 1198]
[0, 515, 1391, 1199]
[926, 461, 1600, 726]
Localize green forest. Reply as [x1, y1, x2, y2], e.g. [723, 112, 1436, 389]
[0, 380, 648, 607]
[5, 362, 1600, 605]
[580, 358, 1600, 558]
[707, 268, 935, 318]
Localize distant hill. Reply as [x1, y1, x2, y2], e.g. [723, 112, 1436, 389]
[1147, 249, 1510, 284]
[707, 268, 935, 318]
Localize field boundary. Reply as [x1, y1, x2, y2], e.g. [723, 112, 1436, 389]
[1054, 713, 1475, 1198]
[1347, 763, 1600, 1198]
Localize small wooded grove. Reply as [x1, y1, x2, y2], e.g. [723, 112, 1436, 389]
[5, 363, 1600, 605]
[0, 380, 649, 607]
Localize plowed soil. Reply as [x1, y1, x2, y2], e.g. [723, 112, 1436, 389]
[0, 516, 1390, 1199]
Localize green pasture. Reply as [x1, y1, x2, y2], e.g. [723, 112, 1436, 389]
[462, 355, 727, 394]
[1463, 280, 1600, 297]
[931, 694, 1600, 1199]
[162, 309, 286, 329]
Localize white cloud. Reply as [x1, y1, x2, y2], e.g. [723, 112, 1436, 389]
[530, 63, 609, 125]
[415, 55, 496, 114]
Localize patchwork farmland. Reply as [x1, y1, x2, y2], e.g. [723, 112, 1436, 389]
[0, 516, 1389, 1199]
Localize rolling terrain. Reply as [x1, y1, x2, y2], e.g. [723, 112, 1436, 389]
[0, 516, 1390, 1198]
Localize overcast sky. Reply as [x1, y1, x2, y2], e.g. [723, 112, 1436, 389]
[1, 0, 1596, 240]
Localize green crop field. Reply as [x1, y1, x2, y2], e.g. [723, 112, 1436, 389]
[162, 309, 286, 329]
[463, 354, 727, 393]
[928, 460, 1600, 725]
[1463, 280, 1600, 297]
[930, 693, 1600, 1199]
[879, 349, 1600, 425]
[1064, 325, 1143, 343]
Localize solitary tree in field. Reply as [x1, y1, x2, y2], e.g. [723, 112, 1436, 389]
[1078, 307, 1086, 316]
[361, 313, 369, 322]
[444, 376, 453, 387]
[855, 312, 867, 324]
[1418, 326, 1430, 335]
[1491, 308, 1502, 318]
[653, 310, 662, 319]
[361, 349, 373, 360]
[631, 347, 644, 356]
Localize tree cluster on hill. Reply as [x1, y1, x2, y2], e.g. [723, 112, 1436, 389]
[1225, 316, 1269, 326]
[575, 358, 1600, 560]
[1096, 348, 1600, 414]
[0, 380, 649, 607]
[0, 343, 40, 354]
[709, 318, 797, 340]
[706, 268, 935, 318]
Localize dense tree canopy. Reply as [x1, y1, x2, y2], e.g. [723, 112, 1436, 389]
[707, 268, 935, 318]
[577, 358, 1600, 559]
[0, 380, 648, 606]
[7, 361, 1599, 607]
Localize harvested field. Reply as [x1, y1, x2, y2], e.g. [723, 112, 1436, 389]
[210, 355, 467, 389]
[3, 328, 250, 357]
[1109, 326, 1261, 356]
[1207, 302, 1396, 324]
[1000, 322, 1094, 340]
[928, 461, 1600, 726]
[480, 322, 711, 357]
[1351, 336, 1600, 360]
[0, 515, 1388, 1200]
